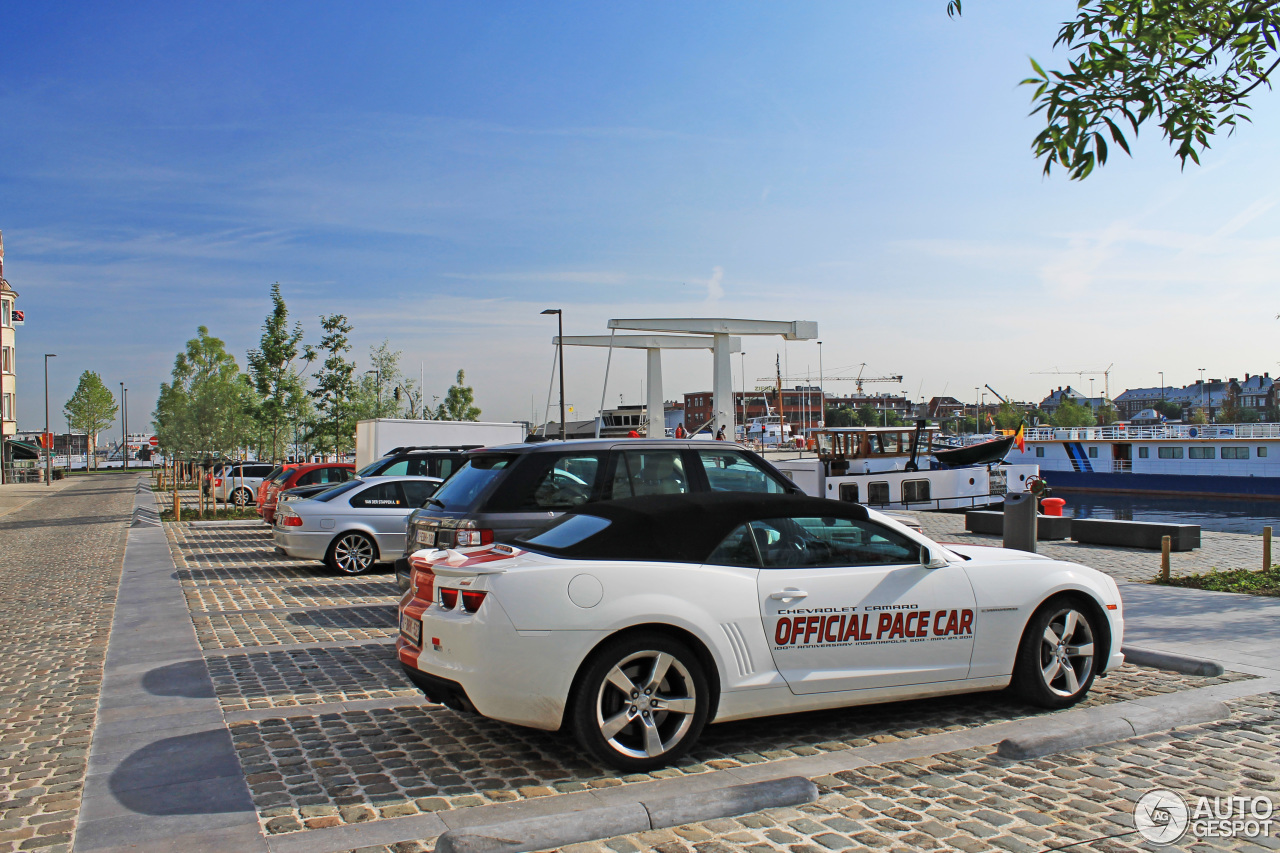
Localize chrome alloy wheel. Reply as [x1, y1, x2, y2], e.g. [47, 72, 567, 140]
[332, 534, 375, 574]
[595, 650, 698, 760]
[232, 488, 254, 507]
[1039, 607, 1095, 698]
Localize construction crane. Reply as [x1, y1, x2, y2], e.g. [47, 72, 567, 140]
[1033, 364, 1115, 402]
[984, 385, 1008, 404]
[761, 363, 903, 393]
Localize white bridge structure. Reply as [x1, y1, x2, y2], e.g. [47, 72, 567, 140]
[555, 318, 818, 437]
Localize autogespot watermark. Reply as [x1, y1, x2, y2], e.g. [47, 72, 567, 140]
[1135, 788, 1275, 844]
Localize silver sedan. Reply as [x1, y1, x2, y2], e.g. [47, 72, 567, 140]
[272, 475, 442, 574]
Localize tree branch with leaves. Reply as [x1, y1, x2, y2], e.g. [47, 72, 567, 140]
[952, 1, 1280, 179]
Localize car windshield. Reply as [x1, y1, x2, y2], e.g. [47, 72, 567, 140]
[519, 515, 612, 550]
[426, 454, 513, 510]
[313, 481, 364, 502]
[355, 460, 385, 477]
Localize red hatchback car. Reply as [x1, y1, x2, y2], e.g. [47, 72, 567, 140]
[260, 462, 354, 524]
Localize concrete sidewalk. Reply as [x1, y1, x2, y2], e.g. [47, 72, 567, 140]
[1120, 580, 1280, 676]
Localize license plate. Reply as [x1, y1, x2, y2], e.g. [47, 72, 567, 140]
[400, 613, 422, 646]
[416, 529, 435, 546]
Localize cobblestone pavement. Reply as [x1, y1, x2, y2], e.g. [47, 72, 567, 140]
[0, 474, 137, 853]
[193, 606, 395, 650]
[344, 691, 1280, 853]
[915, 513, 1269, 583]
[498, 691, 1279, 853]
[233, 665, 1249, 835]
[208, 643, 418, 712]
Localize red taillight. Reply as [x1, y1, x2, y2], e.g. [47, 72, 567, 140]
[214, 478, 223, 487]
[460, 590, 487, 613]
[410, 559, 436, 601]
[282, 515, 303, 527]
[440, 588, 459, 609]
[454, 528, 493, 547]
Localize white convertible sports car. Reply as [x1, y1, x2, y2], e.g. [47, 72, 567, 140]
[396, 493, 1124, 770]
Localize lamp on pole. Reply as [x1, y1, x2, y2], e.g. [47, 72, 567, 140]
[1159, 371, 1165, 414]
[119, 381, 128, 472]
[816, 341, 824, 428]
[365, 369, 381, 415]
[739, 351, 747, 437]
[541, 309, 565, 440]
[43, 354, 56, 485]
[1199, 368, 1206, 419]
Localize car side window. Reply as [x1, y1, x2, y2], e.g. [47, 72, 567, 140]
[350, 483, 406, 508]
[697, 450, 788, 493]
[405, 457, 431, 476]
[326, 467, 352, 483]
[610, 450, 690, 499]
[436, 458, 459, 480]
[400, 480, 438, 507]
[295, 470, 318, 486]
[705, 524, 761, 567]
[517, 453, 605, 510]
[380, 460, 410, 476]
[752, 517, 919, 569]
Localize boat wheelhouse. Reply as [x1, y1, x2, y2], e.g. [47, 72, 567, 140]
[769, 425, 1039, 511]
[1008, 423, 1280, 498]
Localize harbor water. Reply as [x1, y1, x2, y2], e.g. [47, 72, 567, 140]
[1054, 492, 1280, 535]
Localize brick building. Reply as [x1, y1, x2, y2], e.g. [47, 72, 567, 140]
[682, 387, 824, 430]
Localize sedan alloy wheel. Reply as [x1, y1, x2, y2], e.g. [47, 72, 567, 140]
[328, 533, 376, 574]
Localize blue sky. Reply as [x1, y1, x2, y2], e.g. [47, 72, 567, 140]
[3, 2, 1279, 432]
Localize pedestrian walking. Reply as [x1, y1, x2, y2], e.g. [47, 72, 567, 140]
[674, 423, 686, 439]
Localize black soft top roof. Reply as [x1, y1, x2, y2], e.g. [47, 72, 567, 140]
[512, 492, 871, 563]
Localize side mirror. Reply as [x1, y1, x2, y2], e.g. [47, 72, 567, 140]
[920, 545, 949, 569]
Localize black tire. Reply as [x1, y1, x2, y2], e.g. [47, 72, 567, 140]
[232, 488, 254, 508]
[1012, 596, 1100, 709]
[570, 633, 710, 772]
[326, 532, 378, 575]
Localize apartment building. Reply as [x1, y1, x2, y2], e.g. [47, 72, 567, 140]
[1, 231, 19, 481]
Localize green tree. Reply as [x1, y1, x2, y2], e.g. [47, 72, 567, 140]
[1154, 400, 1184, 420]
[63, 371, 118, 470]
[1050, 399, 1098, 428]
[246, 283, 309, 462]
[950, 2, 1280, 179]
[435, 369, 481, 421]
[152, 326, 248, 460]
[855, 404, 879, 427]
[1190, 407, 1210, 424]
[311, 314, 357, 457]
[992, 401, 1024, 431]
[1096, 404, 1120, 426]
[354, 340, 419, 419]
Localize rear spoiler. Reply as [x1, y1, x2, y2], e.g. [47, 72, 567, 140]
[408, 546, 522, 577]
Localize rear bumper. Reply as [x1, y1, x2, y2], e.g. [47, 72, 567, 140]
[396, 596, 596, 731]
[272, 528, 331, 562]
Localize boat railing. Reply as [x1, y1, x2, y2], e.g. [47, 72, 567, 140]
[1112, 460, 1132, 473]
[1024, 423, 1280, 442]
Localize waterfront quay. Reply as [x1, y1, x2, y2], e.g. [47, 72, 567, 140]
[1, 473, 1278, 853]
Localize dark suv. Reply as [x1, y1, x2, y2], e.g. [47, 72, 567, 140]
[394, 439, 800, 590]
[356, 446, 474, 481]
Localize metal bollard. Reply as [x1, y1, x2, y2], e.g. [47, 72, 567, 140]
[1265, 526, 1273, 572]
[1003, 493, 1037, 553]
[1161, 535, 1171, 581]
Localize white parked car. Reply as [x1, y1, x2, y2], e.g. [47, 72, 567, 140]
[396, 493, 1124, 770]
[214, 462, 276, 507]
[273, 476, 442, 574]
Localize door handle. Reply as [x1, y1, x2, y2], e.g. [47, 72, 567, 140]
[769, 589, 808, 601]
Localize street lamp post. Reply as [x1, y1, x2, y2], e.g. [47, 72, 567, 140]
[365, 369, 381, 415]
[120, 381, 128, 472]
[43, 354, 56, 485]
[541, 309, 565, 440]
[1199, 368, 1206, 420]
[739, 351, 747, 438]
[817, 341, 824, 428]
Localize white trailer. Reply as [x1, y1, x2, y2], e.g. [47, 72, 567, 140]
[355, 419, 527, 470]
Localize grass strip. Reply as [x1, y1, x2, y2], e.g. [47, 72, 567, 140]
[1154, 566, 1280, 597]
